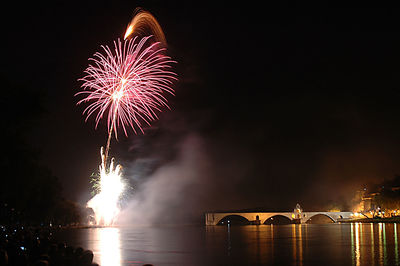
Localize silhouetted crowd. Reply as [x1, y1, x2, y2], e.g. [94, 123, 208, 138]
[0, 225, 98, 266]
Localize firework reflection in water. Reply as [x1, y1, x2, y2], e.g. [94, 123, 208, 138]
[87, 147, 125, 226]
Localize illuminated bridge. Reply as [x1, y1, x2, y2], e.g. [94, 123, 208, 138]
[205, 211, 353, 225]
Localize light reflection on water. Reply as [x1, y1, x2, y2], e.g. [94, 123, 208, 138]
[56, 223, 400, 266]
[395, 224, 399, 264]
[96, 227, 121, 266]
[349, 223, 400, 266]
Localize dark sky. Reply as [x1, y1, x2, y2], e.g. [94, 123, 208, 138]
[3, 3, 400, 221]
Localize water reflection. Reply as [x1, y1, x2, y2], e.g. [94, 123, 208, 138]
[354, 223, 360, 266]
[349, 223, 400, 266]
[291, 224, 303, 266]
[379, 223, 383, 265]
[58, 223, 400, 266]
[270, 224, 274, 262]
[97, 227, 121, 266]
[370, 223, 375, 265]
[227, 224, 231, 256]
[216, 223, 400, 266]
[383, 223, 387, 265]
[395, 224, 398, 265]
[298, 225, 303, 266]
[292, 224, 296, 264]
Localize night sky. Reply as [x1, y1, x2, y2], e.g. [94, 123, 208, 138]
[3, 4, 400, 222]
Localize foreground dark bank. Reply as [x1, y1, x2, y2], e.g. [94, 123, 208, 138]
[0, 225, 99, 266]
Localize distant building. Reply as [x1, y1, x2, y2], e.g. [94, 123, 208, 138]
[354, 177, 400, 216]
[354, 188, 379, 213]
[361, 192, 379, 211]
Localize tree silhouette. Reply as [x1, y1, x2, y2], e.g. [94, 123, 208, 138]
[0, 76, 82, 225]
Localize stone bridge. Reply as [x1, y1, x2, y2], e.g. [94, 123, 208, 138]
[205, 211, 353, 225]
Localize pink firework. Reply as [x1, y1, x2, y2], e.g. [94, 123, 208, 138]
[77, 36, 176, 138]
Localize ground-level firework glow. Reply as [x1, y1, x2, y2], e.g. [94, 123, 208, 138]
[87, 147, 126, 226]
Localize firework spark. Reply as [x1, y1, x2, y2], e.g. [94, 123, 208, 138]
[87, 148, 126, 226]
[77, 36, 176, 139]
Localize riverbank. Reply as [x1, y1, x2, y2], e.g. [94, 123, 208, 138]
[0, 225, 99, 265]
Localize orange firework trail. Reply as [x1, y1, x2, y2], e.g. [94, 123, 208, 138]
[124, 7, 167, 45]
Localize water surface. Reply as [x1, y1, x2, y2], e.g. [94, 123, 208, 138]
[55, 223, 400, 265]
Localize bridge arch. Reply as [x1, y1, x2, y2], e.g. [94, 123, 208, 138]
[306, 213, 335, 224]
[217, 215, 250, 225]
[263, 215, 292, 225]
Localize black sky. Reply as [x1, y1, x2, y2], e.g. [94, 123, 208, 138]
[2, 3, 400, 217]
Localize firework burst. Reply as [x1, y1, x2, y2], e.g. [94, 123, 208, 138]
[77, 36, 176, 139]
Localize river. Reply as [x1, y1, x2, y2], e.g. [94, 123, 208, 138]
[54, 223, 400, 265]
